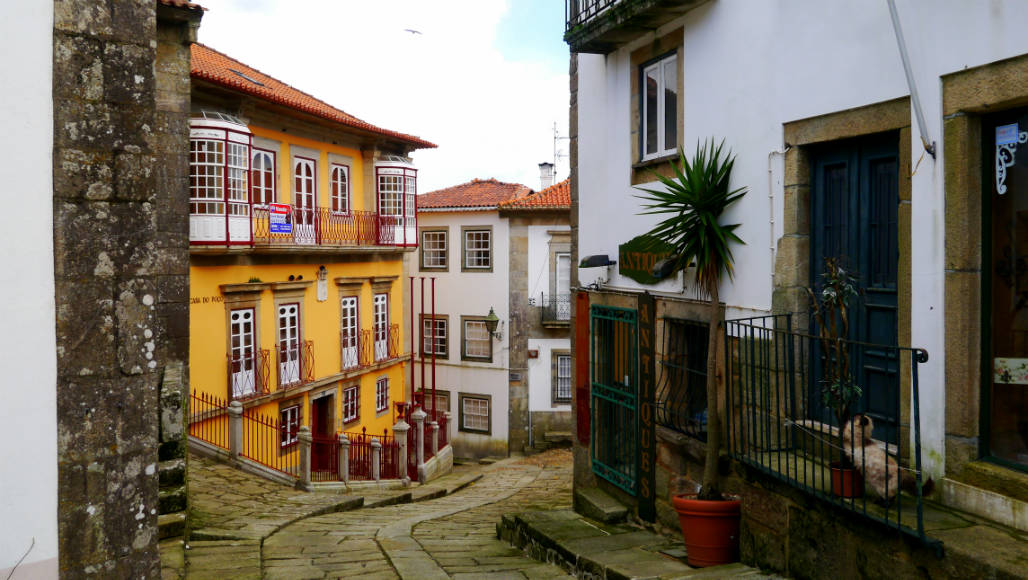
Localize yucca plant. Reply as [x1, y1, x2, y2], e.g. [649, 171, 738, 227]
[635, 139, 747, 501]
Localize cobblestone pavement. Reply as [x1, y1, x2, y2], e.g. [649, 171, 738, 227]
[260, 450, 574, 579]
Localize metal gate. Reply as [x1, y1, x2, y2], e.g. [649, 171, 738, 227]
[590, 305, 638, 494]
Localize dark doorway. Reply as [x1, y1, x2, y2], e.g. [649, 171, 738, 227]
[984, 109, 1028, 471]
[311, 394, 335, 473]
[809, 134, 900, 441]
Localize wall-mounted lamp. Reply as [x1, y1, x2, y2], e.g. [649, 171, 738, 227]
[484, 307, 503, 340]
[580, 254, 616, 268]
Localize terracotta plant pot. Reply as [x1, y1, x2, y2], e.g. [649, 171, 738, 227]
[830, 462, 864, 498]
[671, 494, 741, 567]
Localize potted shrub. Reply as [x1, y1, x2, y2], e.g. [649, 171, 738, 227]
[806, 257, 863, 497]
[635, 139, 747, 567]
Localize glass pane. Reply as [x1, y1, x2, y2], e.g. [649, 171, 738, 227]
[645, 66, 659, 155]
[663, 58, 677, 152]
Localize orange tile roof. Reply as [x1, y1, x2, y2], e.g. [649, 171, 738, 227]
[190, 44, 435, 150]
[499, 178, 570, 210]
[418, 178, 532, 210]
[158, 0, 204, 11]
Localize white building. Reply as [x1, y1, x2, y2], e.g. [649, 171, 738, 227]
[406, 179, 528, 459]
[569, 0, 1028, 549]
[407, 174, 574, 458]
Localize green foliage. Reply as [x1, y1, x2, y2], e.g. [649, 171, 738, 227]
[247, 276, 262, 283]
[633, 139, 748, 295]
[807, 258, 862, 428]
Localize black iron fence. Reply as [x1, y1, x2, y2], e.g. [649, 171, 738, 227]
[724, 314, 938, 552]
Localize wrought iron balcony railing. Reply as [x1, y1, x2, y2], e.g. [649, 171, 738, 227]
[359, 323, 402, 366]
[276, 340, 314, 389]
[724, 313, 939, 553]
[540, 293, 572, 324]
[564, 0, 709, 54]
[227, 348, 270, 401]
[190, 206, 416, 249]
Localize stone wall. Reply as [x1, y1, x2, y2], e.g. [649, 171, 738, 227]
[154, 5, 200, 541]
[52, 1, 197, 574]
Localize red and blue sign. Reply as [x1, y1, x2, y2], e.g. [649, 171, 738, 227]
[269, 203, 292, 234]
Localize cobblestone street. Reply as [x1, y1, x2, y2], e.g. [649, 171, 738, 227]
[260, 451, 573, 579]
[173, 450, 576, 579]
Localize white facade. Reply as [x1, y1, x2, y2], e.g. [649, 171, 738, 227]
[0, 0, 58, 575]
[526, 224, 572, 414]
[576, 0, 1028, 479]
[406, 210, 511, 457]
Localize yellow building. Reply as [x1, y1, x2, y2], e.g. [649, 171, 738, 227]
[187, 43, 433, 474]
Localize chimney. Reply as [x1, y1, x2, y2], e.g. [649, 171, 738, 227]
[538, 162, 554, 190]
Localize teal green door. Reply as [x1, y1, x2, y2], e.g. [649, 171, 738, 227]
[590, 305, 638, 494]
[809, 135, 900, 440]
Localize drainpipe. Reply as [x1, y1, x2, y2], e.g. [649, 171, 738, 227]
[887, 0, 936, 158]
[768, 145, 791, 282]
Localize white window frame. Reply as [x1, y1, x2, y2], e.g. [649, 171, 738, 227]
[459, 394, 490, 434]
[641, 52, 678, 161]
[278, 303, 300, 386]
[556, 354, 572, 402]
[464, 229, 491, 270]
[343, 385, 360, 424]
[373, 293, 389, 361]
[340, 296, 359, 370]
[189, 138, 226, 215]
[280, 403, 301, 447]
[462, 319, 491, 361]
[375, 377, 389, 413]
[330, 163, 350, 214]
[251, 148, 276, 207]
[421, 230, 448, 269]
[229, 308, 256, 399]
[422, 316, 447, 357]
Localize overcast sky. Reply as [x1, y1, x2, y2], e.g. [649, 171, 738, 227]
[197, 0, 570, 194]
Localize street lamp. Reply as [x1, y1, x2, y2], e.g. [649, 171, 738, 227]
[484, 307, 501, 339]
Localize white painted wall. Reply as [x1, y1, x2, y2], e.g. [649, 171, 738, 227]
[0, 0, 57, 575]
[406, 209, 511, 450]
[526, 224, 570, 298]
[576, 0, 1028, 478]
[527, 338, 571, 412]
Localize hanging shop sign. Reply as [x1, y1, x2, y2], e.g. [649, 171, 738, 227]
[619, 235, 676, 285]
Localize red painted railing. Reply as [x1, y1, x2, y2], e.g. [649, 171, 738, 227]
[227, 349, 270, 401]
[188, 391, 229, 450]
[276, 340, 315, 389]
[241, 408, 300, 478]
[251, 207, 381, 247]
[311, 435, 339, 482]
[360, 324, 403, 366]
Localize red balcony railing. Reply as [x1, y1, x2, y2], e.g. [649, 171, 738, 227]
[227, 349, 270, 401]
[360, 323, 402, 366]
[276, 340, 314, 389]
[252, 207, 381, 246]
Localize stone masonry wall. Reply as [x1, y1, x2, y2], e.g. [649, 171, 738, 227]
[52, 1, 192, 575]
[154, 6, 200, 541]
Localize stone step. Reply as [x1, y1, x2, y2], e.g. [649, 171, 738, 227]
[573, 486, 628, 523]
[159, 458, 186, 488]
[543, 431, 573, 445]
[158, 512, 186, 540]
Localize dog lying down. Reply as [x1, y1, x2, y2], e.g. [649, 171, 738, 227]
[841, 413, 933, 504]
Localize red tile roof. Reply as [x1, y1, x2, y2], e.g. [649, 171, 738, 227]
[417, 178, 532, 210]
[158, 0, 204, 11]
[499, 178, 570, 210]
[190, 44, 435, 150]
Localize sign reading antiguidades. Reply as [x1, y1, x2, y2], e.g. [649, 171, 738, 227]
[619, 235, 675, 285]
[637, 292, 656, 522]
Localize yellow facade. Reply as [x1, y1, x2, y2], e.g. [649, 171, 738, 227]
[188, 123, 412, 457]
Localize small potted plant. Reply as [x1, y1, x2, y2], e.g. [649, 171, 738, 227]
[635, 139, 747, 567]
[807, 258, 863, 497]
